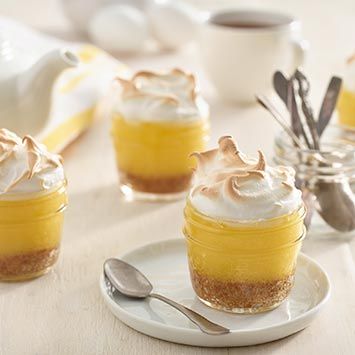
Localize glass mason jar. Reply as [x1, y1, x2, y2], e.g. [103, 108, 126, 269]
[0, 182, 68, 281]
[274, 125, 355, 237]
[183, 201, 306, 314]
[111, 113, 210, 201]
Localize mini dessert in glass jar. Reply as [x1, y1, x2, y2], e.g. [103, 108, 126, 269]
[0, 129, 68, 281]
[111, 68, 210, 200]
[338, 53, 355, 129]
[183, 136, 305, 313]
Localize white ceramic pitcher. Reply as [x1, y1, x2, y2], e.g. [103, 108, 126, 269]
[0, 34, 78, 136]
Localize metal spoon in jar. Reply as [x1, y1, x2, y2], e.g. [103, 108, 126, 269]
[313, 179, 355, 232]
[257, 91, 355, 233]
[104, 258, 230, 335]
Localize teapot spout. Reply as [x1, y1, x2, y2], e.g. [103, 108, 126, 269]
[16, 49, 79, 136]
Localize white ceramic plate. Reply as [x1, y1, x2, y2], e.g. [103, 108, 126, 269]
[100, 238, 330, 347]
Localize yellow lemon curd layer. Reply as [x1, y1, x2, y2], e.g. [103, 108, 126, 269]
[111, 114, 209, 177]
[338, 88, 355, 128]
[183, 202, 305, 282]
[0, 183, 68, 256]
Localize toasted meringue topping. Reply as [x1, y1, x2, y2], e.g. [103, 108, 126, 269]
[0, 129, 65, 195]
[189, 136, 303, 221]
[115, 68, 209, 121]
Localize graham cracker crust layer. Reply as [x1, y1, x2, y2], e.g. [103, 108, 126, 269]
[0, 248, 59, 280]
[119, 170, 192, 193]
[190, 267, 294, 312]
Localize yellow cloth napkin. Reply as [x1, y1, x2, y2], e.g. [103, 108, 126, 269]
[38, 45, 129, 152]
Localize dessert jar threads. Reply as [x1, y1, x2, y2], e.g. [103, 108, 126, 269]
[111, 69, 210, 200]
[0, 129, 67, 281]
[183, 136, 305, 313]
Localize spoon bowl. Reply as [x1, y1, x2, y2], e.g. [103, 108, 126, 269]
[104, 258, 152, 298]
[314, 180, 355, 232]
[104, 258, 230, 335]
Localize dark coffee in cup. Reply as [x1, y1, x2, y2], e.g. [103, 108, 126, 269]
[209, 11, 291, 29]
[214, 22, 276, 29]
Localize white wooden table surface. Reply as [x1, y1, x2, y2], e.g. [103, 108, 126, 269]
[0, 0, 355, 354]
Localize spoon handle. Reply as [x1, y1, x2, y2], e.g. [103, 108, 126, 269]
[317, 76, 342, 137]
[256, 95, 304, 149]
[149, 293, 230, 335]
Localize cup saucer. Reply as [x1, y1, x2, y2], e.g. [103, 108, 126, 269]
[100, 238, 330, 347]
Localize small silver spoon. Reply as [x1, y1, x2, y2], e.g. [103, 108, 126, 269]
[104, 258, 230, 335]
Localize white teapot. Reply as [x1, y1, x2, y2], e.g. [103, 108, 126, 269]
[0, 34, 78, 136]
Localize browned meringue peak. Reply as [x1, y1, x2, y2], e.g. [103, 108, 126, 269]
[115, 68, 210, 122]
[191, 136, 266, 177]
[0, 129, 21, 162]
[117, 68, 197, 102]
[0, 129, 64, 194]
[22, 135, 62, 178]
[189, 136, 302, 221]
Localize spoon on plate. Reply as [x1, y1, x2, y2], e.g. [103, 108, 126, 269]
[104, 258, 230, 335]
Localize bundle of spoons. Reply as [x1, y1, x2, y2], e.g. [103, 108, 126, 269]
[257, 69, 355, 232]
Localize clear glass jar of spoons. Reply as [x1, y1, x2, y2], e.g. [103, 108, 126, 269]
[274, 125, 355, 237]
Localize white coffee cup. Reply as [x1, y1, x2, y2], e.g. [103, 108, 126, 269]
[198, 10, 308, 104]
